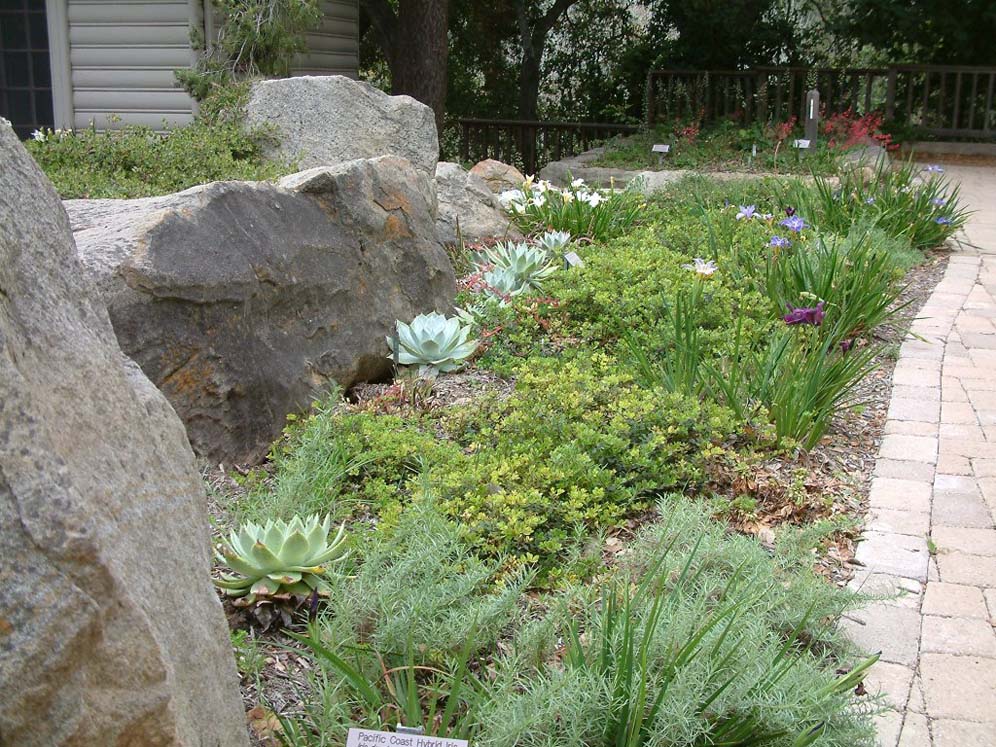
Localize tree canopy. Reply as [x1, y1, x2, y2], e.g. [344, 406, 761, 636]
[356, 0, 996, 125]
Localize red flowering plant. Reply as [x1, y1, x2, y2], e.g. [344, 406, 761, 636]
[821, 108, 900, 152]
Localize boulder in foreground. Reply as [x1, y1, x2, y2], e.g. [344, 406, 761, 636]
[68, 156, 456, 464]
[0, 120, 247, 746]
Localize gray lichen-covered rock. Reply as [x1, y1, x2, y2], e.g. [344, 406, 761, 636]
[245, 75, 439, 174]
[67, 156, 456, 464]
[0, 121, 247, 745]
[469, 158, 526, 193]
[435, 161, 522, 244]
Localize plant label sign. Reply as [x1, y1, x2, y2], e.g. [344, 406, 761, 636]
[793, 139, 811, 150]
[564, 251, 584, 269]
[651, 143, 670, 154]
[346, 728, 469, 747]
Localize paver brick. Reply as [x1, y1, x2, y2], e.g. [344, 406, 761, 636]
[922, 582, 990, 618]
[865, 661, 915, 710]
[866, 507, 930, 537]
[931, 526, 996, 557]
[931, 492, 993, 528]
[873, 709, 902, 747]
[842, 603, 922, 665]
[854, 531, 930, 581]
[868, 478, 933, 512]
[921, 615, 996, 656]
[875, 459, 936, 482]
[933, 720, 996, 747]
[920, 653, 996, 720]
[879, 435, 938, 464]
[935, 552, 996, 587]
[896, 712, 930, 747]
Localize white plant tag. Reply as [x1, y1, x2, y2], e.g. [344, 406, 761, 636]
[346, 727, 469, 747]
[793, 139, 811, 149]
[651, 143, 670, 153]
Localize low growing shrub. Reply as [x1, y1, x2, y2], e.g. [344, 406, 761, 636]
[285, 498, 878, 746]
[26, 85, 288, 198]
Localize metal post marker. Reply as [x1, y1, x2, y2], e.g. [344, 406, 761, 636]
[651, 143, 670, 166]
[392, 329, 400, 369]
[804, 88, 820, 145]
[396, 724, 425, 735]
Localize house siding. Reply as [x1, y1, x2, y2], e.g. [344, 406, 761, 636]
[293, 0, 359, 77]
[66, 0, 199, 129]
[61, 0, 358, 131]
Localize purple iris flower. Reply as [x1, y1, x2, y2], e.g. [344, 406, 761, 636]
[779, 215, 807, 233]
[785, 206, 796, 217]
[936, 216, 952, 225]
[736, 205, 758, 220]
[840, 339, 854, 354]
[931, 197, 947, 207]
[864, 197, 875, 205]
[769, 235, 791, 249]
[923, 164, 944, 173]
[783, 301, 825, 326]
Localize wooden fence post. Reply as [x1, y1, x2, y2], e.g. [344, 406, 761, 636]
[885, 68, 898, 121]
[646, 72, 656, 126]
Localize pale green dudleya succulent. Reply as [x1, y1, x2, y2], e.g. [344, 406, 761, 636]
[480, 241, 558, 293]
[214, 514, 347, 604]
[386, 311, 479, 375]
[536, 230, 572, 253]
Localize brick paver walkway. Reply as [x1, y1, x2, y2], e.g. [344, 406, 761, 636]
[843, 165, 996, 746]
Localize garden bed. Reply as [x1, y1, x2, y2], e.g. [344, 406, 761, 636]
[207, 162, 966, 746]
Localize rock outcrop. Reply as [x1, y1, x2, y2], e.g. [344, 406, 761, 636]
[244, 75, 439, 174]
[0, 121, 247, 745]
[67, 156, 456, 464]
[435, 161, 522, 244]
[469, 158, 526, 193]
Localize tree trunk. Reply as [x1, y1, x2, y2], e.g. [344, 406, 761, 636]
[394, 0, 450, 134]
[515, 0, 579, 121]
[361, 0, 450, 134]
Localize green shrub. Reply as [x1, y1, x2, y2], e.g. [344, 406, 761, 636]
[26, 118, 287, 199]
[245, 352, 736, 573]
[26, 84, 287, 199]
[781, 158, 969, 252]
[591, 120, 843, 176]
[285, 498, 877, 746]
[546, 222, 776, 352]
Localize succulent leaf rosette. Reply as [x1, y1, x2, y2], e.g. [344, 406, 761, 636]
[214, 514, 348, 605]
[480, 241, 558, 293]
[387, 311, 479, 376]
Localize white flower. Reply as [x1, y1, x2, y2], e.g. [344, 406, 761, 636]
[571, 177, 586, 189]
[535, 180, 553, 193]
[586, 192, 606, 207]
[682, 258, 718, 276]
[531, 194, 546, 208]
[498, 189, 525, 208]
[31, 129, 46, 142]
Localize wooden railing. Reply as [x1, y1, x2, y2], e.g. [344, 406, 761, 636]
[647, 66, 996, 138]
[457, 118, 640, 175]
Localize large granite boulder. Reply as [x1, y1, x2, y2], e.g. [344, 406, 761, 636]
[435, 161, 523, 244]
[67, 156, 456, 464]
[245, 75, 439, 174]
[469, 158, 526, 193]
[0, 122, 246, 744]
